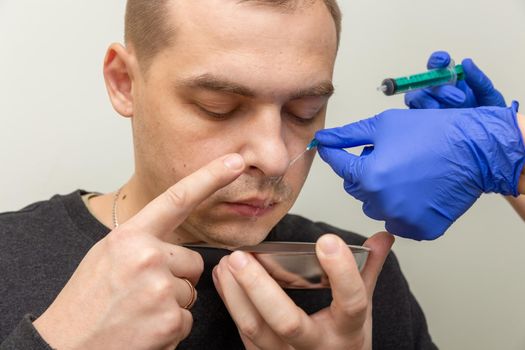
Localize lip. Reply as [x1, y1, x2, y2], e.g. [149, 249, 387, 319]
[224, 198, 277, 217]
[235, 198, 276, 207]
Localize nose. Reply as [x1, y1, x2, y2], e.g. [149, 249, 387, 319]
[240, 108, 291, 178]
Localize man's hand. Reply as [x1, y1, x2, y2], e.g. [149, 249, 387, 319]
[33, 154, 246, 350]
[213, 232, 394, 350]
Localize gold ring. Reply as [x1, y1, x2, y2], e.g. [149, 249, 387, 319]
[181, 278, 197, 310]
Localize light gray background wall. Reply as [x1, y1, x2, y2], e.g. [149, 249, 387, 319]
[1, 1, 524, 349]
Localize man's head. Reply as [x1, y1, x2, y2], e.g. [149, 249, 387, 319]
[103, 0, 340, 247]
[124, 0, 341, 73]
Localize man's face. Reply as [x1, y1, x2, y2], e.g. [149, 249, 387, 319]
[130, 0, 338, 247]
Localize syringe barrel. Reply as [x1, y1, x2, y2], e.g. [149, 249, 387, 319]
[382, 64, 464, 96]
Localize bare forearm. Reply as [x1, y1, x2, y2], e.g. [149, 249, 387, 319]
[505, 196, 525, 221]
[503, 113, 525, 220]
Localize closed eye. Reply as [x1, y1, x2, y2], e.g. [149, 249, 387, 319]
[284, 110, 317, 125]
[196, 105, 237, 120]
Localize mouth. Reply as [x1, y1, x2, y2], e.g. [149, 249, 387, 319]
[223, 198, 278, 218]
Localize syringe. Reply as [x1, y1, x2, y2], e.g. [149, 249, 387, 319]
[378, 61, 464, 96]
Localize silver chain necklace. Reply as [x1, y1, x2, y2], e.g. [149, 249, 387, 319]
[112, 188, 122, 229]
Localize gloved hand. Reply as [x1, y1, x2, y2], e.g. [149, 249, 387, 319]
[315, 103, 525, 240]
[404, 51, 507, 109]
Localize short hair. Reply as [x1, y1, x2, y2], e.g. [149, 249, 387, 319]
[125, 0, 341, 71]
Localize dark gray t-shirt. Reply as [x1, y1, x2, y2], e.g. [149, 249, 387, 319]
[0, 191, 438, 349]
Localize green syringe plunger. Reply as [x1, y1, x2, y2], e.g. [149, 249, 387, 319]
[379, 63, 465, 96]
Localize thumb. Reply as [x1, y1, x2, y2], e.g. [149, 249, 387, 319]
[318, 146, 362, 183]
[315, 117, 377, 149]
[462, 58, 507, 107]
[361, 232, 395, 295]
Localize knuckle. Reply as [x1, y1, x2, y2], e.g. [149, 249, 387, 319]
[165, 186, 188, 209]
[361, 167, 386, 193]
[105, 230, 155, 265]
[242, 271, 262, 291]
[275, 313, 303, 339]
[238, 318, 264, 340]
[158, 309, 184, 338]
[150, 278, 174, 301]
[362, 202, 383, 221]
[106, 227, 152, 254]
[135, 247, 164, 271]
[339, 293, 369, 317]
[202, 166, 220, 183]
[106, 226, 133, 247]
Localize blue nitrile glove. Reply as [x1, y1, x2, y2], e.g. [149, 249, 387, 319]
[405, 51, 507, 109]
[315, 103, 525, 240]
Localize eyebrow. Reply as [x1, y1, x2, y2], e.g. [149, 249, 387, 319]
[179, 73, 335, 100]
[290, 81, 335, 100]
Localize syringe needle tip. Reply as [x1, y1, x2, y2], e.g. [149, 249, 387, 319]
[306, 139, 319, 151]
[288, 139, 320, 170]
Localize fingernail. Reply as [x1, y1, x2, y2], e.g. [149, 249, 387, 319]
[319, 235, 340, 256]
[228, 251, 249, 271]
[224, 154, 244, 170]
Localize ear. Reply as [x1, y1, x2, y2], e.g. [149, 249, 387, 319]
[103, 43, 138, 118]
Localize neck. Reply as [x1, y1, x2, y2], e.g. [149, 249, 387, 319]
[87, 175, 197, 244]
[87, 175, 154, 230]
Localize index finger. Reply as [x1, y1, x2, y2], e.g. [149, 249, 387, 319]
[315, 117, 377, 149]
[122, 153, 245, 240]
